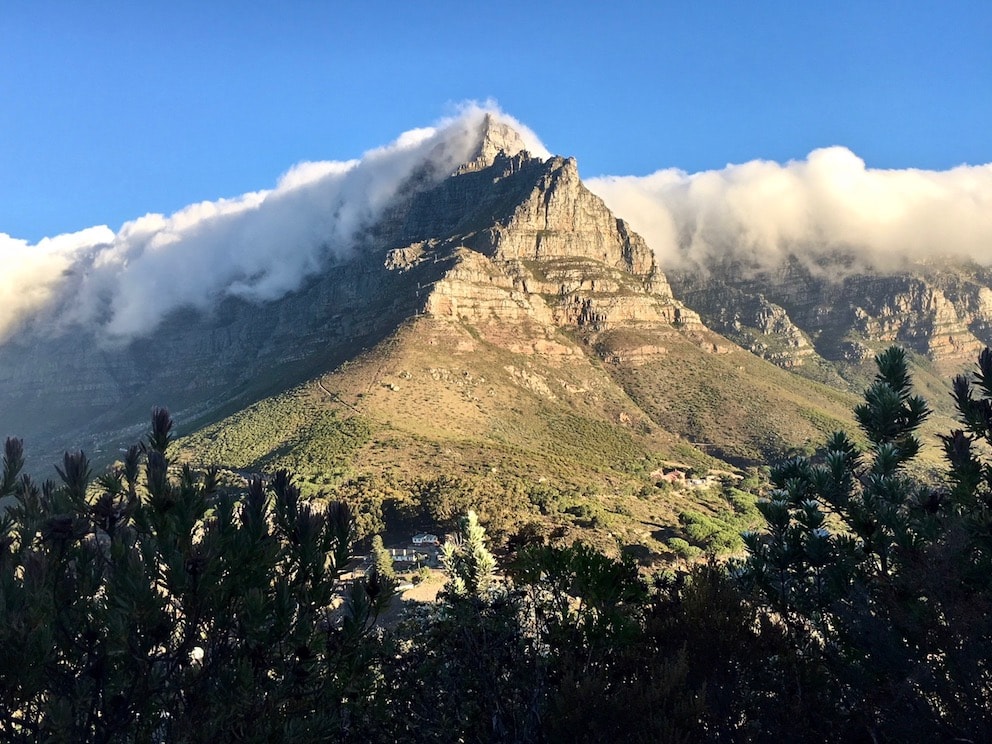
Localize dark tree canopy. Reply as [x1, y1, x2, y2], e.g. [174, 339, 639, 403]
[3, 348, 992, 741]
[0, 409, 391, 742]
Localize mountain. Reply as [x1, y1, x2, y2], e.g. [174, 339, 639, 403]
[0, 114, 852, 468]
[163, 115, 868, 557]
[667, 255, 992, 409]
[9, 111, 974, 560]
[672, 256, 992, 368]
[0, 115, 816, 451]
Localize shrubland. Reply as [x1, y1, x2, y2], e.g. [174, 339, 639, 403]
[2, 346, 991, 741]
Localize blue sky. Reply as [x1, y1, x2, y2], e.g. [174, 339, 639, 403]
[2, 0, 989, 242]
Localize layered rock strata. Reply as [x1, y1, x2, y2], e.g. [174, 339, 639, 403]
[671, 258, 992, 373]
[0, 115, 704, 459]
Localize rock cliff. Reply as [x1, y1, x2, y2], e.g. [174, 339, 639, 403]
[670, 257, 992, 377]
[0, 115, 704, 461]
[368, 117, 701, 356]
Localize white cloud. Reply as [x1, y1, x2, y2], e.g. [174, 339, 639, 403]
[0, 226, 114, 338]
[21, 109, 987, 347]
[1, 103, 547, 344]
[587, 147, 992, 275]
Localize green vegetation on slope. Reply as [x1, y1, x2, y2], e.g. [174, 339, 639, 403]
[605, 338, 862, 464]
[6, 346, 992, 741]
[176, 316, 847, 564]
[178, 389, 374, 492]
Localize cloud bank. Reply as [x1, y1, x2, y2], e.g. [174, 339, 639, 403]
[586, 148, 992, 276]
[2, 103, 548, 344]
[0, 226, 115, 340]
[8, 108, 989, 346]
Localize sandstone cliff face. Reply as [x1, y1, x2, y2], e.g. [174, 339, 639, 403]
[670, 258, 992, 374]
[0, 116, 705, 460]
[668, 280, 815, 369]
[454, 113, 532, 175]
[369, 116, 702, 359]
[469, 155, 657, 278]
[421, 248, 556, 326]
[407, 147, 701, 356]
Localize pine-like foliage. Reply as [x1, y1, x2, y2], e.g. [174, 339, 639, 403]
[440, 509, 497, 598]
[370, 533, 397, 589]
[0, 408, 392, 742]
[742, 346, 992, 739]
[5, 348, 992, 742]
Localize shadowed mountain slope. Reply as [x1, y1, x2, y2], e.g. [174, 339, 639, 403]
[171, 118, 869, 492]
[3, 115, 875, 485]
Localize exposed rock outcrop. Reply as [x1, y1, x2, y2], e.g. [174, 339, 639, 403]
[0, 115, 706, 461]
[671, 257, 992, 375]
[455, 113, 532, 174]
[469, 156, 657, 278]
[371, 117, 704, 361]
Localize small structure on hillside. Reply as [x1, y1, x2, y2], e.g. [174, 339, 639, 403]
[388, 548, 427, 565]
[412, 533, 440, 546]
[652, 469, 686, 484]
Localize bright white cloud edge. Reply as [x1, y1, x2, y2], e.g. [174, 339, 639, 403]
[0, 103, 548, 344]
[3, 105, 990, 345]
[586, 147, 992, 276]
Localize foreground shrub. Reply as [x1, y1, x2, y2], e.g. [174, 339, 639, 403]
[742, 347, 992, 740]
[0, 409, 390, 742]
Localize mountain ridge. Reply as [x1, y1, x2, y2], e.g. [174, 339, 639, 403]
[0, 113, 960, 490]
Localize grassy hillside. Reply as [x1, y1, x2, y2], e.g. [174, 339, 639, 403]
[604, 338, 860, 465]
[174, 287, 970, 566]
[176, 317, 756, 563]
[177, 310, 924, 566]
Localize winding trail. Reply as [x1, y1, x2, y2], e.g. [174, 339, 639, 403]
[314, 379, 362, 414]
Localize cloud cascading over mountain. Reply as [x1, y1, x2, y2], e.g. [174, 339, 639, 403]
[586, 147, 992, 276]
[0, 104, 547, 344]
[0, 226, 115, 341]
[5, 107, 991, 347]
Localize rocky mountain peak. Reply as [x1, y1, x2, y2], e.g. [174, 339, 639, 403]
[457, 113, 535, 174]
[0, 117, 712, 462]
[464, 154, 661, 283]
